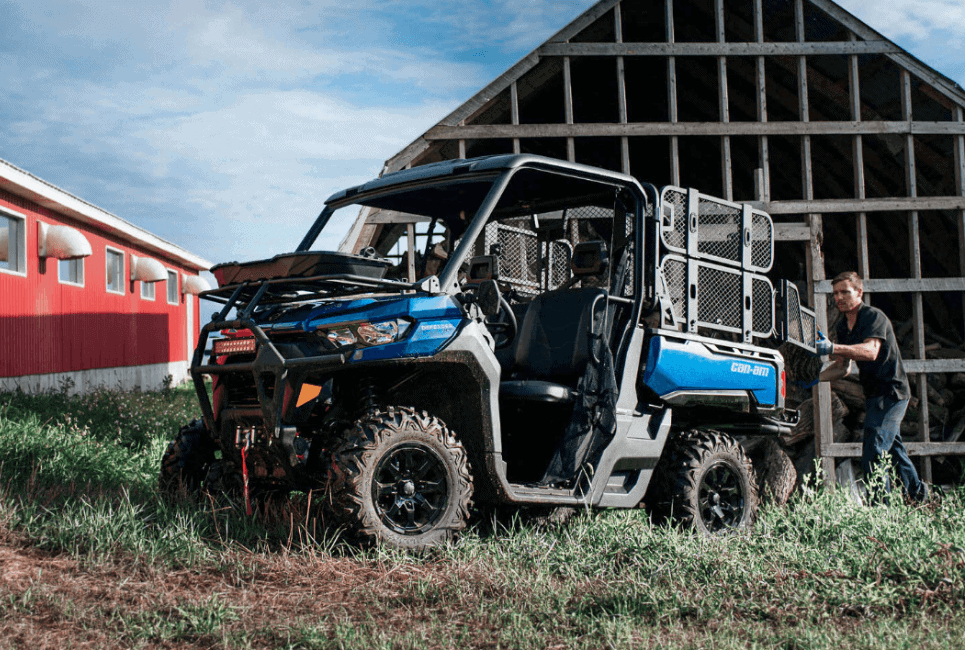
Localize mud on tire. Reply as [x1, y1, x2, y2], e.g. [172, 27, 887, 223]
[661, 429, 759, 534]
[330, 406, 473, 550]
[159, 419, 216, 498]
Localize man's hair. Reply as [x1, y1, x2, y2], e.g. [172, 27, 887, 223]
[832, 270, 863, 291]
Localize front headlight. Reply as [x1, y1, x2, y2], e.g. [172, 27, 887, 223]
[320, 319, 411, 348]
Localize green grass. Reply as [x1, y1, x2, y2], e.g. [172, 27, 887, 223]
[2, 384, 965, 649]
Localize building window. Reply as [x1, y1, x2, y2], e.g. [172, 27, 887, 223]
[106, 248, 124, 294]
[141, 280, 156, 300]
[58, 258, 84, 286]
[0, 210, 26, 276]
[167, 270, 178, 304]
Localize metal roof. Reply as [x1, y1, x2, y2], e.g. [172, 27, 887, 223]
[0, 156, 212, 271]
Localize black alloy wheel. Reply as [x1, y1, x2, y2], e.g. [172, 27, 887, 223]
[373, 443, 450, 535]
[697, 460, 746, 532]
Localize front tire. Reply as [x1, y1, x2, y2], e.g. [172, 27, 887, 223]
[330, 407, 473, 550]
[159, 419, 216, 498]
[662, 429, 758, 534]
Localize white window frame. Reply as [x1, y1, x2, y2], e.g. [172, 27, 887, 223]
[141, 280, 156, 301]
[0, 208, 27, 277]
[166, 268, 179, 305]
[58, 257, 85, 287]
[105, 246, 125, 295]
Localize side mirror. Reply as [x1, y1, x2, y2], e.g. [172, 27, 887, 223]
[477, 279, 502, 317]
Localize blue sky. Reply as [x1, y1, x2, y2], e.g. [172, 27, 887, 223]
[1, 0, 963, 270]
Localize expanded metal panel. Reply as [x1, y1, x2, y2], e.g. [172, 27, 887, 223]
[751, 213, 773, 271]
[752, 276, 775, 338]
[697, 263, 742, 332]
[659, 186, 773, 273]
[783, 282, 818, 350]
[660, 188, 687, 251]
[697, 197, 742, 264]
[660, 256, 686, 324]
[660, 255, 775, 338]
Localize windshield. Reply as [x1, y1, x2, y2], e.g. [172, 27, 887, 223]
[300, 166, 639, 296]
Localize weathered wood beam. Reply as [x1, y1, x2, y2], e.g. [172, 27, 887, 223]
[755, 195, 965, 214]
[814, 277, 965, 293]
[563, 56, 575, 162]
[615, 3, 630, 173]
[901, 70, 931, 471]
[424, 121, 965, 139]
[537, 41, 901, 57]
[828, 442, 965, 457]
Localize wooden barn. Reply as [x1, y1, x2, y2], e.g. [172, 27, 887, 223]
[0, 157, 212, 395]
[339, 0, 965, 485]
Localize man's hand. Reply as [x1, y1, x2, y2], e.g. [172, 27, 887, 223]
[812, 331, 834, 357]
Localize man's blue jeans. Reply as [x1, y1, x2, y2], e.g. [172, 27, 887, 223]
[862, 395, 926, 502]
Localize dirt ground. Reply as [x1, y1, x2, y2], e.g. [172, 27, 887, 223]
[0, 522, 496, 649]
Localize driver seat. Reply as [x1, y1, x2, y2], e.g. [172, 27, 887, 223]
[499, 287, 607, 404]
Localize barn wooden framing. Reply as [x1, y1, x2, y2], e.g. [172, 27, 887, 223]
[340, 0, 965, 482]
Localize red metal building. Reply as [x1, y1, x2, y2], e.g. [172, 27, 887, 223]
[0, 157, 212, 394]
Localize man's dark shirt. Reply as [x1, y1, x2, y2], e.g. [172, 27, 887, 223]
[835, 304, 910, 401]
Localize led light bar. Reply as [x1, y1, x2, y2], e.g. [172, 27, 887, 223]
[213, 337, 257, 356]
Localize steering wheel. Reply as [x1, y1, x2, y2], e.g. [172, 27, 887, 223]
[485, 293, 518, 350]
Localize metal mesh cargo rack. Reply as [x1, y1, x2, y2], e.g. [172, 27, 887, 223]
[656, 187, 781, 345]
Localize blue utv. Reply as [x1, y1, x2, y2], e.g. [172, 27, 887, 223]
[160, 154, 816, 549]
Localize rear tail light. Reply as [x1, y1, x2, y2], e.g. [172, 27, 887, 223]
[213, 337, 257, 356]
[780, 369, 786, 399]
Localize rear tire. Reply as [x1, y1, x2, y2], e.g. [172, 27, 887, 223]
[330, 407, 473, 550]
[662, 429, 758, 534]
[159, 419, 216, 498]
[756, 438, 796, 505]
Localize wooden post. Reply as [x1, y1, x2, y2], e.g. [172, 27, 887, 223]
[716, 0, 733, 200]
[902, 70, 931, 483]
[564, 56, 575, 162]
[615, 2, 630, 174]
[849, 36, 871, 300]
[795, 0, 834, 482]
[510, 81, 521, 155]
[667, 0, 680, 185]
[406, 223, 417, 282]
[955, 105, 965, 346]
[753, 0, 769, 201]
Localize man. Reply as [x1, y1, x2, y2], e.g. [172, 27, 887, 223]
[815, 271, 926, 502]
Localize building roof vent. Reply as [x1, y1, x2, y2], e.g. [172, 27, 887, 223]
[37, 222, 92, 260]
[130, 254, 167, 282]
[181, 274, 211, 295]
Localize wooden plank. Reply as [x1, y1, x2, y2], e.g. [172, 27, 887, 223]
[903, 358, 965, 373]
[405, 223, 416, 282]
[423, 121, 965, 140]
[366, 211, 432, 225]
[815, 277, 965, 293]
[564, 56, 575, 162]
[773, 223, 810, 240]
[510, 81, 520, 155]
[536, 41, 902, 57]
[753, 196, 965, 214]
[827, 442, 965, 457]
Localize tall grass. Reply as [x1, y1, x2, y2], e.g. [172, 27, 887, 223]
[1, 384, 965, 649]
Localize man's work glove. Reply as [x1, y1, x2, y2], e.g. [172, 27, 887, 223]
[812, 331, 834, 357]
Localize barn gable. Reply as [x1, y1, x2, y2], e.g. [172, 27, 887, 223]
[340, 0, 965, 483]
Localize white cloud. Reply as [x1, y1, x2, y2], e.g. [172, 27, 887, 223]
[839, 0, 965, 42]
